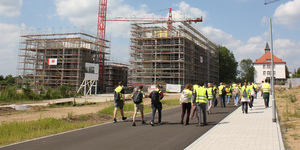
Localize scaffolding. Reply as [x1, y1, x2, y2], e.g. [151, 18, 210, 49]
[103, 62, 129, 93]
[17, 30, 109, 91]
[128, 22, 219, 86]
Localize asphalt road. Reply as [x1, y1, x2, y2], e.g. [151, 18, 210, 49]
[1, 102, 237, 150]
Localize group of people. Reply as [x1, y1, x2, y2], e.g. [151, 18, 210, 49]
[113, 82, 164, 127]
[113, 79, 271, 127]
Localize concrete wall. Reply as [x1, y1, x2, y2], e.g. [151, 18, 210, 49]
[287, 78, 300, 87]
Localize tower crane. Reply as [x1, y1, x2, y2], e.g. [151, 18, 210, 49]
[96, 0, 202, 86]
[264, 0, 281, 5]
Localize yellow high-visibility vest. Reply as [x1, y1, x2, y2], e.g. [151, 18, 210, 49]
[115, 86, 123, 100]
[263, 83, 270, 93]
[218, 85, 223, 95]
[207, 87, 213, 99]
[196, 86, 207, 103]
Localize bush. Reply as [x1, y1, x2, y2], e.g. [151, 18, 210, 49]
[57, 84, 72, 97]
[0, 84, 75, 103]
[0, 86, 20, 102]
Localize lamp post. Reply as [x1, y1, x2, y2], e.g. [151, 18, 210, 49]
[269, 18, 276, 122]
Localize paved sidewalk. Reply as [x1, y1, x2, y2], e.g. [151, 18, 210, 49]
[186, 93, 284, 150]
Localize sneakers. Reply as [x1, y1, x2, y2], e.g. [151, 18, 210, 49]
[185, 122, 189, 125]
[122, 117, 127, 121]
[180, 120, 184, 125]
[132, 122, 136, 126]
[142, 120, 146, 124]
[113, 118, 117, 123]
[151, 122, 154, 126]
[242, 109, 244, 113]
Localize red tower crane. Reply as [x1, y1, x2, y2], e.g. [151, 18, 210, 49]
[97, 0, 107, 42]
[97, 2, 202, 43]
[96, 1, 202, 88]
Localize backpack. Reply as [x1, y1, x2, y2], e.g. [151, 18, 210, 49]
[133, 91, 143, 104]
[151, 90, 160, 104]
[225, 88, 230, 93]
[233, 87, 239, 95]
[180, 90, 190, 103]
[221, 87, 226, 96]
[242, 89, 248, 98]
[114, 91, 121, 101]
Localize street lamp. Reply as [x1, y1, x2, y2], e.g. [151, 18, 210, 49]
[269, 18, 276, 122]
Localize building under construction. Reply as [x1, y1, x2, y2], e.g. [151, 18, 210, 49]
[103, 62, 129, 93]
[17, 30, 109, 92]
[129, 22, 219, 86]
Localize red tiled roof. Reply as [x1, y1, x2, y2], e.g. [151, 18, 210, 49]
[253, 52, 286, 64]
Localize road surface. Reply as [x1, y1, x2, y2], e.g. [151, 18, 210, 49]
[1, 103, 237, 150]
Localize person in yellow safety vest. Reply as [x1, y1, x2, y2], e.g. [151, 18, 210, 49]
[225, 84, 232, 105]
[247, 82, 255, 110]
[206, 83, 214, 114]
[261, 79, 271, 108]
[218, 82, 226, 107]
[239, 82, 251, 114]
[232, 83, 240, 107]
[252, 82, 258, 99]
[113, 81, 127, 123]
[193, 81, 208, 127]
[191, 82, 199, 120]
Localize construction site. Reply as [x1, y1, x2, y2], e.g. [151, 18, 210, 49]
[16, 1, 219, 93]
[128, 21, 219, 87]
[16, 30, 110, 92]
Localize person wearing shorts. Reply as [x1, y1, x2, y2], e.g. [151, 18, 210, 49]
[131, 85, 146, 126]
[113, 81, 127, 123]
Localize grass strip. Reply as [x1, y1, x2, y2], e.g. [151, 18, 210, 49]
[0, 118, 91, 146]
[0, 99, 179, 147]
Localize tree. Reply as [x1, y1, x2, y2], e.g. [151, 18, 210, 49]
[286, 65, 290, 78]
[239, 59, 254, 82]
[218, 45, 238, 83]
[297, 67, 300, 74]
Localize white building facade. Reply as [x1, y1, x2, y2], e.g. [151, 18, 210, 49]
[253, 43, 286, 84]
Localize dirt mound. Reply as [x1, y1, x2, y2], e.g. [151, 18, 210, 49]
[0, 107, 15, 115]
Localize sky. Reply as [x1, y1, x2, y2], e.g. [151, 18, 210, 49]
[0, 0, 300, 77]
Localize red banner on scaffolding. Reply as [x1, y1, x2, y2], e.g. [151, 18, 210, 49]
[48, 58, 57, 65]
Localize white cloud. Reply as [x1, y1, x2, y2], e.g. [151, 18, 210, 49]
[55, 0, 97, 30]
[274, 39, 300, 71]
[0, 0, 22, 17]
[261, 16, 269, 27]
[175, 1, 208, 20]
[273, 0, 300, 28]
[53, 0, 299, 73]
[0, 23, 20, 76]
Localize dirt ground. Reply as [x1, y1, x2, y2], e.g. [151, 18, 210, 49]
[0, 94, 180, 124]
[275, 87, 300, 150]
